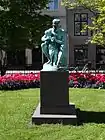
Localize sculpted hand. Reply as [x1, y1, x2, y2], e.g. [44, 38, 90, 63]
[46, 36, 51, 40]
[51, 37, 55, 42]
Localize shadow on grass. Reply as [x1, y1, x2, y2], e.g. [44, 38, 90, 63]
[76, 109, 105, 125]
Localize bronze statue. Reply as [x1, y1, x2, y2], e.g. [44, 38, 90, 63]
[41, 19, 65, 71]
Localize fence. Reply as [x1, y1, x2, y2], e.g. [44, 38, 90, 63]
[5, 70, 40, 75]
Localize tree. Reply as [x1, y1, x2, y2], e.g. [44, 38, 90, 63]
[62, 0, 105, 46]
[0, 0, 52, 75]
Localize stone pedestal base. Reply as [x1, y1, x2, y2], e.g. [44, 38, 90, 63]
[32, 71, 78, 125]
[32, 103, 77, 125]
[40, 103, 76, 115]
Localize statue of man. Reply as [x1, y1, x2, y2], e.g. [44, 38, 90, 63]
[41, 18, 65, 69]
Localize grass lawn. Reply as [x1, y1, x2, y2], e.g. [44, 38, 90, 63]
[1, 88, 105, 140]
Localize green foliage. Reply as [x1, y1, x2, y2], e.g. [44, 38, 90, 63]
[62, 0, 105, 46]
[0, 0, 52, 51]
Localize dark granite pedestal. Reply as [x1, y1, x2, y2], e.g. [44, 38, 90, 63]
[32, 71, 77, 125]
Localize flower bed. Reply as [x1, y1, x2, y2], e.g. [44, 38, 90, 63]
[0, 73, 40, 90]
[69, 72, 105, 89]
[0, 72, 105, 90]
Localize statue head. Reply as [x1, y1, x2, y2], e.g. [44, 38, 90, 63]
[52, 19, 60, 30]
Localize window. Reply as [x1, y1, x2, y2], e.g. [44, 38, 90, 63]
[74, 45, 88, 67]
[96, 46, 105, 69]
[48, 0, 58, 10]
[74, 13, 88, 36]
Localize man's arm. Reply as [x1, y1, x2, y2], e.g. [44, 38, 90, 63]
[55, 30, 65, 45]
[41, 29, 52, 42]
[55, 37, 64, 44]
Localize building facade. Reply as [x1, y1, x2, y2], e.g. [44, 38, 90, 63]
[67, 7, 105, 69]
[67, 8, 96, 69]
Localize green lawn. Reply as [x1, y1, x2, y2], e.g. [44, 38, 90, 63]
[1, 88, 105, 140]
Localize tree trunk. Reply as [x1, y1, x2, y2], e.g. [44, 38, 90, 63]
[0, 50, 7, 76]
[1, 65, 7, 76]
